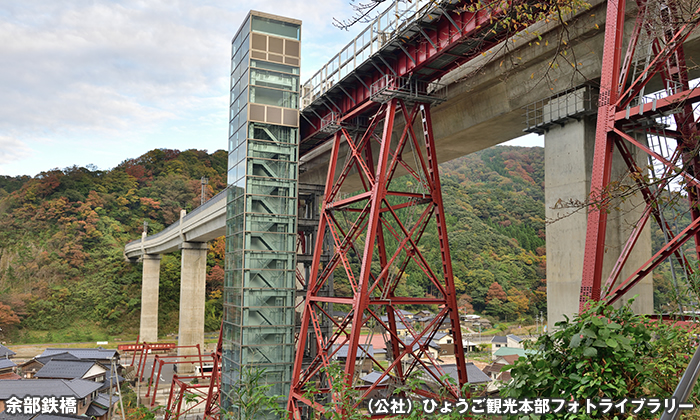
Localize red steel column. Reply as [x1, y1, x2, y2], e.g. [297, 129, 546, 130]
[580, 0, 627, 309]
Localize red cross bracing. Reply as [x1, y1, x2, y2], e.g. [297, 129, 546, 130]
[287, 0, 538, 415]
[580, 0, 700, 311]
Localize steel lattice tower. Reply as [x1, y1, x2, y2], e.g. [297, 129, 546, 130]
[288, 79, 467, 418]
[581, 0, 700, 309]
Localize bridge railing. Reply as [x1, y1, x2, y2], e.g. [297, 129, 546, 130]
[301, 0, 455, 109]
[125, 187, 229, 250]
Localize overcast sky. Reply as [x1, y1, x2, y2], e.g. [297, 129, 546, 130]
[0, 0, 542, 178]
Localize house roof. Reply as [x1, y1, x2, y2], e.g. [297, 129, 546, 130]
[35, 415, 85, 420]
[365, 335, 387, 351]
[493, 347, 536, 358]
[92, 393, 117, 409]
[491, 336, 507, 344]
[99, 371, 125, 391]
[40, 348, 118, 361]
[0, 372, 21, 380]
[360, 371, 389, 385]
[395, 309, 414, 318]
[418, 338, 442, 350]
[0, 412, 32, 420]
[378, 316, 410, 329]
[35, 352, 81, 366]
[483, 362, 505, 374]
[87, 393, 118, 417]
[507, 334, 523, 343]
[432, 332, 449, 341]
[334, 344, 373, 359]
[0, 378, 101, 399]
[86, 404, 108, 417]
[35, 360, 100, 380]
[0, 345, 15, 358]
[0, 359, 16, 370]
[425, 363, 491, 384]
[496, 354, 521, 365]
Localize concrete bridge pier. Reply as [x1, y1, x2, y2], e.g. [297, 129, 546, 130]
[545, 116, 653, 329]
[139, 254, 162, 343]
[178, 241, 208, 372]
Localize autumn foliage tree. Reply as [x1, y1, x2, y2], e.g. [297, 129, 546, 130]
[486, 281, 507, 304]
[0, 303, 20, 332]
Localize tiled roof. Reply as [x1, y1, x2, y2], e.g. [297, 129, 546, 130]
[86, 404, 108, 417]
[35, 415, 84, 420]
[483, 362, 505, 374]
[40, 348, 118, 361]
[360, 371, 389, 385]
[507, 334, 523, 343]
[0, 378, 101, 399]
[334, 344, 373, 359]
[378, 316, 410, 329]
[35, 360, 97, 379]
[64, 378, 103, 398]
[491, 336, 507, 344]
[0, 345, 15, 358]
[497, 354, 521, 365]
[432, 332, 449, 341]
[425, 363, 491, 384]
[0, 412, 32, 420]
[92, 393, 117, 409]
[35, 352, 81, 365]
[98, 371, 125, 391]
[0, 372, 21, 380]
[0, 359, 16, 370]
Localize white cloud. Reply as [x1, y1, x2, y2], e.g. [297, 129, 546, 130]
[0, 0, 362, 176]
[0, 136, 32, 168]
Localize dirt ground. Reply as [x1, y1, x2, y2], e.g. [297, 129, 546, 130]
[6, 344, 49, 363]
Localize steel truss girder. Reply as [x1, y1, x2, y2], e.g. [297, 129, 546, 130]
[288, 98, 467, 419]
[581, 0, 700, 309]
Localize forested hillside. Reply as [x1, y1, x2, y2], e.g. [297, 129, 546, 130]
[439, 147, 546, 319]
[0, 146, 546, 343]
[0, 149, 228, 342]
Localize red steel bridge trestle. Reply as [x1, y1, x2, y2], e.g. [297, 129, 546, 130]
[581, 0, 700, 309]
[288, 92, 467, 418]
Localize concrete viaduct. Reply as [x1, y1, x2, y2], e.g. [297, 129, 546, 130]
[125, 0, 700, 353]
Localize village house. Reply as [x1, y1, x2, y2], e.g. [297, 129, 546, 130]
[0, 379, 100, 416]
[0, 346, 15, 360]
[333, 344, 374, 375]
[35, 360, 108, 382]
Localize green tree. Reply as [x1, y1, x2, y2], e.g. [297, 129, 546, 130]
[223, 367, 286, 420]
[502, 298, 700, 419]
